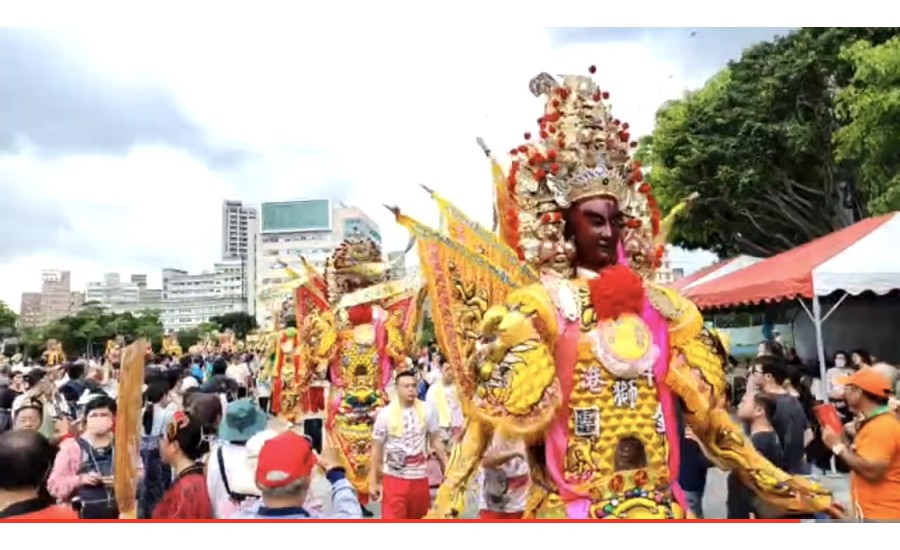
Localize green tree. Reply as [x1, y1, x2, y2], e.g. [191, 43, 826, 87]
[0, 300, 17, 338]
[133, 309, 164, 351]
[197, 322, 219, 336]
[419, 315, 436, 349]
[74, 320, 104, 357]
[19, 327, 45, 358]
[103, 317, 129, 340]
[208, 311, 259, 339]
[640, 27, 900, 257]
[30, 308, 166, 358]
[834, 37, 900, 215]
[176, 328, 202, 353]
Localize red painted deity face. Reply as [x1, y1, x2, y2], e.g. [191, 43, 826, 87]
[566, 196, 622, 272]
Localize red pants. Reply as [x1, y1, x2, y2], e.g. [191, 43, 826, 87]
[381, 474, 431, 520]
[479, 510, 524, 520]
[300, 387, 326, 413]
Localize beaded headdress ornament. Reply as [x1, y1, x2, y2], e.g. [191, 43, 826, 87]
[499, 67, 663, 277]
[324, 237, 387, 303]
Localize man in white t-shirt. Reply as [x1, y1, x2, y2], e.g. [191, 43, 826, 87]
[225, 355, 253, 391]
[478, 432, 530, 519]
[370, 371, 447, 519]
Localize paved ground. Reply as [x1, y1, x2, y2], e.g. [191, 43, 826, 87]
[308, 466, 850, 519]
[701, 468, 849, 519]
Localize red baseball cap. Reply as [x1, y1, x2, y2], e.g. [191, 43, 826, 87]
[255, 431, 317, 489]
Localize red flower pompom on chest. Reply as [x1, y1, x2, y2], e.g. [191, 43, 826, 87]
[347, 304, 374, 326]
[587, 264, 645, 321]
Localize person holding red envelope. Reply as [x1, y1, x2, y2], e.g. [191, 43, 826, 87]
[821, 368, 900, 520]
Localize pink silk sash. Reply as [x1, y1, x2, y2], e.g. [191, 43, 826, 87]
[542, 245, 686, 519]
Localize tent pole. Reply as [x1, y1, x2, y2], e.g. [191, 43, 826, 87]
[812, 294, 837, 476]
[812, 295, 829, 403]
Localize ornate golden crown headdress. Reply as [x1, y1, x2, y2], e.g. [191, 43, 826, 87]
[325, 237, 387, 303]
[498, 67, 663, 277]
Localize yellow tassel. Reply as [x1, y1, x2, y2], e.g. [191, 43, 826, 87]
[655, 192, 699, 248]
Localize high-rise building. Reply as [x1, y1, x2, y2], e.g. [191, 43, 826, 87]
[85, 272, 162, 314]
[161, 268, 188, 295]
[40, 269, 72, 324]
[160, 260, 247, 331]
[222, 200, 258, 261]
[82, 265, 247, 331]
[245, 214, 259, 317]
[19, 292, 43, 328]
[86, 273, 138, 305]
[17, 270, 79, 327]
[254, 199, 381, 326]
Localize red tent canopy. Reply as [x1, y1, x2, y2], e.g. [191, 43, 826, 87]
[671, 258, 734, 291]
[685, 214, 894, 309]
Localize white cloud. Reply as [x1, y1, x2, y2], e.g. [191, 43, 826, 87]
[0, 144, 235, 306]
[1, 26, 719, 312]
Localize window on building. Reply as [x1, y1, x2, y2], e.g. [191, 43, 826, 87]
[343, 218, 365, 237]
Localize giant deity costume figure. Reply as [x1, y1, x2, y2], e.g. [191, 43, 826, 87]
[255, 258, 319, 424]
[105, 336, 124, 366]
[219, 329, 237, 355]
[289, 238, 418, 507]
[43, 339, 66, 368]
[391, 68, 841, 520]
[161, 332, 183, 359]
[263, 290, 304, 423]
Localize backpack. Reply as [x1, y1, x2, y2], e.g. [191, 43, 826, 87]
[73, 438, 119, 519]
[216, 446, 257, 505]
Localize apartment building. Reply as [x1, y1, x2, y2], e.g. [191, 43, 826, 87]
[84, 272, 163, 314]
[222, 200, 258, 261]
[18, 292, 43, 328]
[160, 260, 247, 331]
[254, 199, 381, 326]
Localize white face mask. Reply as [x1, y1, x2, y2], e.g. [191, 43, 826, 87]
[835, 358, 846, 368]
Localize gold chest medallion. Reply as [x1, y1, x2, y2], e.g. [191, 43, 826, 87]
[589, 314, 659, 380]
[352, 323, 376, 346]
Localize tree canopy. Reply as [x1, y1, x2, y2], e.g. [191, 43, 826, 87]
[10, 306, 262, 359]
[208, 311, 258, 340]
[833, 36, 900, 215]
[639, 27, 900, 258]
[17, 306, 165, 358]
[0, 301, 16, 337]
[419, 315, 436, 349]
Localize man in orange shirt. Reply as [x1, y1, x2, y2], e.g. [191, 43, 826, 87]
[0, 430, 78, 520]
[822, 368, 900, 521]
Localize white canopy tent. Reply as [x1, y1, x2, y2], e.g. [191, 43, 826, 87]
[807, 213, 900, 392]
[686, 212, 900, 402]
[813, 213, 900, 296]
